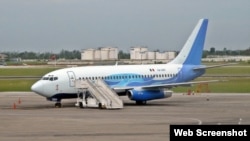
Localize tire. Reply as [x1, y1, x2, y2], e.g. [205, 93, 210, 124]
[55, 103, 62, 108]
[136, 101, 147, 105]
[79, 102, 84, 108]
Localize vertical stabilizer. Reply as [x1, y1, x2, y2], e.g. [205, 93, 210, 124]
[169, 19, 208, 65]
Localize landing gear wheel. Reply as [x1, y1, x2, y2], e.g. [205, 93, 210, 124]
[136, 101, 147, 105]
[98, 103, 106, 109]
[79, 102, 84, 108]
[55, 102, 62, 108]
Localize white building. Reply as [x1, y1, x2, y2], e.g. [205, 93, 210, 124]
[130, 46, 176, 60]
[167, 51, 176, 60]
[100, 47, 118, 60]
[147, 51, 156, 60]
[0, 54, 7, 61]
[155, 52, 167, 60]
[81, 47, 118, 61]
[130, 46, 148, 60]
[81, 49, 95, 60]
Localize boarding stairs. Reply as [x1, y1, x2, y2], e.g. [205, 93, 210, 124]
[75, 79, 123, 109]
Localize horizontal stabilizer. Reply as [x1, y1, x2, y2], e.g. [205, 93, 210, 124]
[193, 63, 238, 70]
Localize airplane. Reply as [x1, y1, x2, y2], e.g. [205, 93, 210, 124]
[31, 18, 223, 108]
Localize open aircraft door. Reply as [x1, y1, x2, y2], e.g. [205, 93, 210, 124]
[67, 71, 76, 87]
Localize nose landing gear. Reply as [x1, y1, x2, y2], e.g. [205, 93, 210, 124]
[47, 97, 63, 108]
[55, 102, 62, 108]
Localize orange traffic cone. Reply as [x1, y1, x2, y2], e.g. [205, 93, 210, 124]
[187, 89, 191, 95]
[13, 103, 16, 109]
[18, 98, 22, 104]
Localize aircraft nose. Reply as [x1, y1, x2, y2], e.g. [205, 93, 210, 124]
[31, 81, 44, 95]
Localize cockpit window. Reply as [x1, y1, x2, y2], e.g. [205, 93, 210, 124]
[42, 76, 58, 81]
[42, 77, 49, 80]
[49, 77, 53, 81]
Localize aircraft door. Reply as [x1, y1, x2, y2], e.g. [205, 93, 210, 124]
[67, 71, 76, 87]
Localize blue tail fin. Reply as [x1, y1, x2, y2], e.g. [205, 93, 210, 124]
[169, 19, 208, 65]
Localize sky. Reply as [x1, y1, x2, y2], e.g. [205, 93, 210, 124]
[0, 0, 249, 53]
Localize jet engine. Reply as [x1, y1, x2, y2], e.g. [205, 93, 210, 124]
[127, 88, 172, 101]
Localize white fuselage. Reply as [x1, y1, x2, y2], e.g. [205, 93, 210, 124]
[31, 64, 187, 99]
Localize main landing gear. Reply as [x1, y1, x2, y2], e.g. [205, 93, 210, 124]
[55, 102, 62, 108]
[136, 101, 147, 105]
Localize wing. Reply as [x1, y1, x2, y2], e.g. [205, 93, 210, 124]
[113, 80, 221, 91]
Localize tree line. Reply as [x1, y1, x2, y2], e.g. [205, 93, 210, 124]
[2, 47, 250, 61]
[2, 50, 131, 61]
[2, 50, 81, 61]
[204, 47, 250, 56]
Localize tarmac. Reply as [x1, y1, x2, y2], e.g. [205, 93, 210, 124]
[0, 92, 250, 141]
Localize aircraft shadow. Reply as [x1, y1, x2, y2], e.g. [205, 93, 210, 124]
[1, 100, 193, 110]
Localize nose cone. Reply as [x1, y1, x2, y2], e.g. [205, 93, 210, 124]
[31, 81, 44, 96]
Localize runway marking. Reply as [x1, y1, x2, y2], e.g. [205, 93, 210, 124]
[187, 118, 202, 125]
[238, 118, 242, 125]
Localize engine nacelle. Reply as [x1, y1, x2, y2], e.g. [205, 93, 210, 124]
[127, 89, 172, 101]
